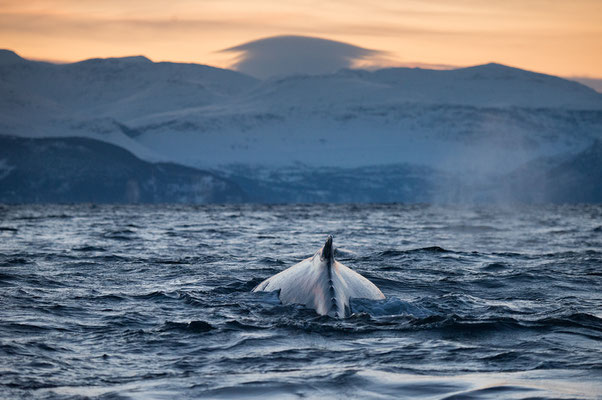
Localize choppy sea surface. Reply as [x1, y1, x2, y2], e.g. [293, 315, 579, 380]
[0, 204, 601, 399]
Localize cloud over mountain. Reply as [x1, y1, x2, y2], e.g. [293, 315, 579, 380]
[222, 35, 387, 79]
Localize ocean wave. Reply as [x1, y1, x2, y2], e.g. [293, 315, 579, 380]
[1, 204, 601, 399]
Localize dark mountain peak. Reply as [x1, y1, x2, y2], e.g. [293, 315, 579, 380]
[75, 55, 153, 66]
[458, 62, 534, 76]
[0, 135, 245, 204]
[0, 49, 26, 65]
[477, 62, 512, 69]
[109, 55, 152, 63]
[453, 62, 602, 95]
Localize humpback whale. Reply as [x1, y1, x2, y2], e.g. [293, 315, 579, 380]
[253, 236, 385, 318]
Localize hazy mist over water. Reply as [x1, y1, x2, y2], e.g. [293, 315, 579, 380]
[1, 204, 600, 399]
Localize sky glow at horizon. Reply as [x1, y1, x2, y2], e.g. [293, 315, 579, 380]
[1, 0, 601, 78]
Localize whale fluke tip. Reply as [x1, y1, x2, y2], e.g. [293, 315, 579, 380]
[321, 235, 333, 260]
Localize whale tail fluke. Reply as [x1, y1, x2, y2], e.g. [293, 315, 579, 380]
[252, 235, 385, 318]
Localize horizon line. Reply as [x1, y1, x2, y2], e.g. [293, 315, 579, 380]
[3, 48, 602, 84]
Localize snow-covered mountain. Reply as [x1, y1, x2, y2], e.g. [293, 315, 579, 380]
[134, 65, 602, 172]
[1, 49, 601, 202]
[0, 49, 258, 162]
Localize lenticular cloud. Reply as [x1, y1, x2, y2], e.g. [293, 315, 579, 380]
[221, 35, 386, 79]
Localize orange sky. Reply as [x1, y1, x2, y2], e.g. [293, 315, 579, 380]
[1, 0, 601, 77]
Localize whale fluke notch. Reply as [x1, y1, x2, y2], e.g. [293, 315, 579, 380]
[252, 236, 385, 318]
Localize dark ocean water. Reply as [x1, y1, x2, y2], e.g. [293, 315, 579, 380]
[0, 204, 601, 399]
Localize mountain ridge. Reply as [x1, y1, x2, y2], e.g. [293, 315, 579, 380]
[1, 48, 601, 203]
[2, 48, 599, 95]
[0, 135, 245, 203]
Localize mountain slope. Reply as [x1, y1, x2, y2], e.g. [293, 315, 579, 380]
[500, 140, 602, 203]
[0, 135, 245, 203]
[127, 62, 602, 170]
[1, 50, 601, 203]
[2, 49, 601, 171]
[238, 63, 602, 110]
[0, 50, 258, 139]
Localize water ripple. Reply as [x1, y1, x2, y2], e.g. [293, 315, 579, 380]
[0, 204, 600, 399]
